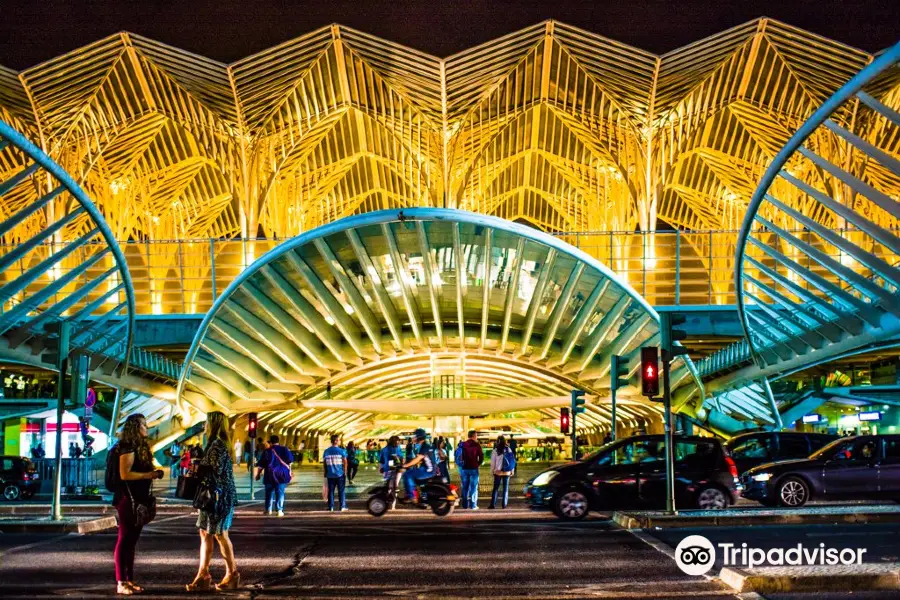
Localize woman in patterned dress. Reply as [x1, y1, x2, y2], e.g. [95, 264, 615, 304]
[186, 411, 240, 591]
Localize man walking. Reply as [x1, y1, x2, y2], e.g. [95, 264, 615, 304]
[323, 434, 348, 512]
[256, 435, 294, 517]
[458, 430, 484, 510]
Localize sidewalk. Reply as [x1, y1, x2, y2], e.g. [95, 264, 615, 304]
[613, 503, 900, 529]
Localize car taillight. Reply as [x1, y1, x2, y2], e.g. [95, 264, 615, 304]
[725, 456, 738, 478]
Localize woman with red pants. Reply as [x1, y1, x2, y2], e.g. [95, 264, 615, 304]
[112, 414, 163, 595]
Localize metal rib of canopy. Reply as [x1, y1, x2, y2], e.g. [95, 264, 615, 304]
[0, 118, 136, 375]
[698, 41, 900, 432]
[179, 208, 701, 435]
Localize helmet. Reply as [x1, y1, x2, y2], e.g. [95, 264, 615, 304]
[414, 428, 427, 441]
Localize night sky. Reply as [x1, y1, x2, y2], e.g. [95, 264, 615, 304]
[0, 0, 897, 69]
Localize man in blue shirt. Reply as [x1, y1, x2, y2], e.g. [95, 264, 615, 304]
[255, 435, 294, 517]
[323, 434, 348, 511]
[401, 428, 435, 503]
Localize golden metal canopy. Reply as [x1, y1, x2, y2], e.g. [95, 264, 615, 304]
[0, 18, 889, 255]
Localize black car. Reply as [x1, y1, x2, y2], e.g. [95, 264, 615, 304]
[1, 456, 40, 501]
[726, 431, 839, 475]
[524, 435, 742, 520]
[742, 435, 900, 507]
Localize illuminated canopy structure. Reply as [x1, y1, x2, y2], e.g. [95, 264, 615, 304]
[179, 209, 700, 436]
[0, 19, 884, 272]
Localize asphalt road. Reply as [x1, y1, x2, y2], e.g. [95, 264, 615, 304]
[0, 503, 739, 599]
[2, 503, 899, 599]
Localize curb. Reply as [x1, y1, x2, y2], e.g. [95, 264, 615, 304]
[719, 565, 900, 593]
[612, 509, 900, 529]
[0, 516, 117, 534]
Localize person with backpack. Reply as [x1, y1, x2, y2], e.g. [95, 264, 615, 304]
[489, 436, 516, 509]
[256, 435, 293, 517]
[459, 430, 484, 510]
[108, 413, 164, 596]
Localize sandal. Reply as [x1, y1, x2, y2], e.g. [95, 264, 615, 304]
[116, 582, 134, 596]
[185, 574, 212, 592]
[215, 572, 241, 591]
[126, 582, 144, 593]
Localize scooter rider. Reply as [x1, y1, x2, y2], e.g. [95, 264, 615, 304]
[401, 428, 435, 503]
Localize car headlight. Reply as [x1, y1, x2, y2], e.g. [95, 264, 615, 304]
[532, 471, 559, 486]
[751, 473, 772, 482]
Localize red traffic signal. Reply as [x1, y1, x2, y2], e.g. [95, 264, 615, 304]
[640, 347, 659, 397]
[560, 407, 570, 435]
[248, 412, 258, 436]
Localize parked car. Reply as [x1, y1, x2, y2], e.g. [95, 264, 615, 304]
[726, 431, 839, 475]
[1, 456, 40, 500]
[524, 435, 742, 520]
[742, 435, 900, 507]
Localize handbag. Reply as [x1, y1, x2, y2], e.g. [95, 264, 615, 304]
[176, 474, 199, 500]
[272, 448, 293, 484]
[192, 466, 224, 515]
[125, 482, 156, 527]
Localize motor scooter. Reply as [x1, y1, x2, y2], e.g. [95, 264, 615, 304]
[367, 460, 458, 517]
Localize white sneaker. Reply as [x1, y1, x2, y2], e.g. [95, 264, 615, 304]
[340, 507, 349, 512]
[264, 511, 272, 516]
[277, 510, 284, 518]
[470, 506, 479, 510]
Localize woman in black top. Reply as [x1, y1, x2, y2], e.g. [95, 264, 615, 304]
[346, 441, 359, 484]
[186, 411, 239, 592]
[113, 413, 163, 595]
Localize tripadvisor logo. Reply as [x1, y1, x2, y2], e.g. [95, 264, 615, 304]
[674, 535, 868, 576]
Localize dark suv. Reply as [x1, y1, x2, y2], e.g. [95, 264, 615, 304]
[1, 456, 40, 500]
[726, 432, 839, 475]
[524, 435, 742, 520]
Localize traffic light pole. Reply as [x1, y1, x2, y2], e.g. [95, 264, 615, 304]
[610, 387, 618, 442]
[662, 352, 677, 515]
[51, 322, 71, 522]
[249, 438, 255, 501]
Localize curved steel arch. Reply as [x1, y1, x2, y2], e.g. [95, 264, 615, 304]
[0, 118, 136, 373]
[179, 208, 702, 433]
[722, 41, 900, 428]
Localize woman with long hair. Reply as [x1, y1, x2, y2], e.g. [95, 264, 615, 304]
[113, 413, 164, 595]
[186, 411, 239, 592]
[489, 436, 514, 509]
[346, 441, 359, 485]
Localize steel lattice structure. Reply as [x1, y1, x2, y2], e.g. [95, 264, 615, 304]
[0, 19, 893, 299]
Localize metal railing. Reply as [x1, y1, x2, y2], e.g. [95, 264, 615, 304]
[4, 227, 895, 318]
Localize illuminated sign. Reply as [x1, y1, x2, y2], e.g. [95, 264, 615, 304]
[858, 411, 882, 422]
[801, 414, 821, 424]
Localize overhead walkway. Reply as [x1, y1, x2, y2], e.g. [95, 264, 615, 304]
[686, 41, 900, 432]
[178, 208, 702, 438]
[0, 118, 181, 440]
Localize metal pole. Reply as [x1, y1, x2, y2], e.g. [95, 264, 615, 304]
[674, 229, 681, 305]
[610, 388, 618, 442]
[51, 322, 71, 521]
[662, 354, 677, 515]
[249, 437, 255, 500]
[108, 386, 122, 441]
[570, 411, 577, 460]
[209, 238, 217, 303]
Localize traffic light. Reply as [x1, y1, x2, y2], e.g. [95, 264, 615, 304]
[610, 355, 629, 393]
[560, 407, 570, 434]
[640, 346, 660, 397]
[248, 412, 258, 437]
[571, 389, 586, 416]
[660, 313, 689, 361]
